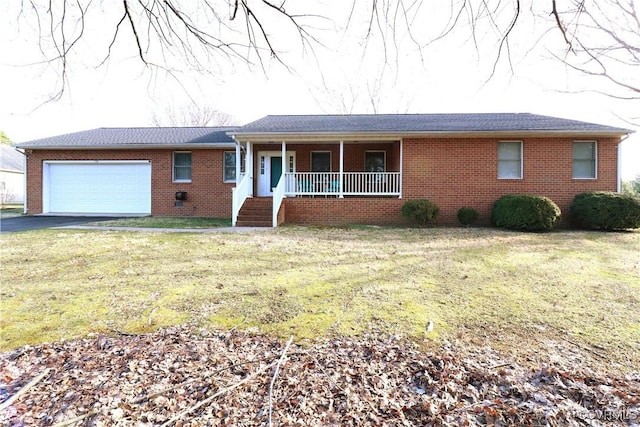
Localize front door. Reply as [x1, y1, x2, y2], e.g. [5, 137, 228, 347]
[257, 151, 296, 196]
[271, 157, 282, 190]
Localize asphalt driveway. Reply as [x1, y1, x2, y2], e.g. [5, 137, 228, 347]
[0, 216, 121, 233]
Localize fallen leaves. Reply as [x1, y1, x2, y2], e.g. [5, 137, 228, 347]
[1, 325, 638, 426]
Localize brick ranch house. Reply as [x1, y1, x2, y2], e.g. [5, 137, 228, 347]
[14, 113, 632, 227]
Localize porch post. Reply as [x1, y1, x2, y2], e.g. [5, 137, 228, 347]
[281, 141, 286, 189]
[247, 141, 253, 196]
[339, 140, 344, 198]
[399, 138, 403, 199]
[235, 140, 242, 185]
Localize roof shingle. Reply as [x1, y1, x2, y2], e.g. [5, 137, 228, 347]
[14, 114, 632, 149]
[233, 113, 630, 135]
[0, 145, 25, 172]
[15, 127, 237, 149]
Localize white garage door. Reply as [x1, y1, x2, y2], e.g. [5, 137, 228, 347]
[44, 161, 152, 215]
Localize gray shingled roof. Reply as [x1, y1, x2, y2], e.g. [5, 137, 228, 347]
[14, 127, 237, 149]
[13, 114, 632, 150]
[233, 113, 631, 136]
[0, 145, 25, 172]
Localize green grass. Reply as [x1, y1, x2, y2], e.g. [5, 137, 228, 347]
[1, 227, 638, 370]
[0, 204, 24, 218]
[90, 216, 231, 228]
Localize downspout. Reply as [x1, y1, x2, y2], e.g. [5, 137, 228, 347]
[14, 147, 27, 214]
[617, 134, 630, 193]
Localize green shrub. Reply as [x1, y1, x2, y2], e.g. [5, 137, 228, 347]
[569, 192, 640, 230]
[491, 194, 561, 232]
[457, 207, 479, 226]
[401, 199, 439, 226]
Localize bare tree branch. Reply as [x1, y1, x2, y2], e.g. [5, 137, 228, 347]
[15, 0, 640, 106]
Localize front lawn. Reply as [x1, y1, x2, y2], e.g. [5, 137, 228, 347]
[1, 227, 638, 371]
[89, 216, 231, 228]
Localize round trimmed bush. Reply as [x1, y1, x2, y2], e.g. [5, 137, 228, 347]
[569, 191, 640, 230]
[491, 194, 561, 232]
[401, 199, 439, 226]
[457, 207, 479, 226]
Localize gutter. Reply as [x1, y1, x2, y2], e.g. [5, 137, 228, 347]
[12, 143, 236, 150]
[229, 129, 632, 142]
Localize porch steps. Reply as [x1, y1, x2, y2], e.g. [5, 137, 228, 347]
[236, 198, 273, 227]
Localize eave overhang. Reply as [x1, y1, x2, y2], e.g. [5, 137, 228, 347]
[13, 143, 236, 150]
[229, 129, 632, 143]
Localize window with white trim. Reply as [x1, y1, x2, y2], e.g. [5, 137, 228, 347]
[573, 141, 597, 179]
[173, 152, 192, 182]
[497, 141, 522, 179]
[224, 151, 236, 182]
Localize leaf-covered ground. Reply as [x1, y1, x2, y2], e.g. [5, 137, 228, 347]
[1, 325, 638, 426]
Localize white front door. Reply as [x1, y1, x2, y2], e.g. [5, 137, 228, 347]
[257, 151, 296, 196]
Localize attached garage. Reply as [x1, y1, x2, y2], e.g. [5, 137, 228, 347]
[43, 161, 151, 215]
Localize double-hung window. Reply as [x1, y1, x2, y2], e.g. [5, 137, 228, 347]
[573, 141, 597, 179]
[173, 152, 192, 182]
[497, 141, 523, 179]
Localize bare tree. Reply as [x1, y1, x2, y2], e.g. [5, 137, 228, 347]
[553, 0, 639, 100]
[151, 104, 237, 127]
[356, 0, 639, 100]
[15, 0, 324, 102]
[13, 1, 639, 102]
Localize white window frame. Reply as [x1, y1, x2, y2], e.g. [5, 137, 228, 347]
[572, 141, 598, 180]
[497, 141, 523, 179]
[173, 151, 192, 183]
[223, 151, 236, 183]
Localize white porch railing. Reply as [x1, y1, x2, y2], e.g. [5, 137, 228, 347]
[232, 173, 251, 226]
[285, 172, 401, 196]
[272, 174, 286, 227]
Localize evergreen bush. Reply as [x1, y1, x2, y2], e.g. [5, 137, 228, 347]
[569, 191, 640, 230]
[491, 194, 561, 232]
[401, 199, 440, 226]
[457, 207, 479, 226]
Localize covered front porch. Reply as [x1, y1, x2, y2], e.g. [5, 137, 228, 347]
[231, 139, 403, 226]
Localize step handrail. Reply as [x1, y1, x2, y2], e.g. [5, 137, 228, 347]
[232, 173, 251, 226]
[272, 174, 286, 227]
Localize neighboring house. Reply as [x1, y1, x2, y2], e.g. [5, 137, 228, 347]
[14, 113, 632, 226]
[0, 144, 25, 205]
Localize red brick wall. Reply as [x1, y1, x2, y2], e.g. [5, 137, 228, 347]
[284, 197, 407, 225]
[24, 149, 234, 217]
[401, 136, 620, 225]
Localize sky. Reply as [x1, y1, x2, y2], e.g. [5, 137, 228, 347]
[1, 1, 638, 180]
